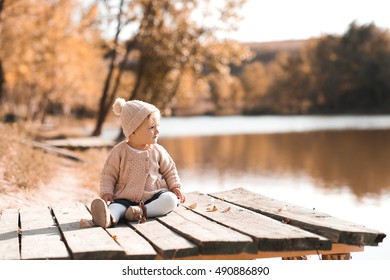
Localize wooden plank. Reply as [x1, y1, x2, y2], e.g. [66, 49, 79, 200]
[107, 225, 157, 260]
[52, 203, 127, 259]
[157, 206, 257, 256]
[45, 137, 115, 149]
[184, 192, 331, 252]
[173, 252, 264, 260]
[129, 219, 198, 259]
[19, 207, 70, 260]
[22, 139, 85, 162]
[210, 188, 386, 246]
[257, 243, 363, 259]
[0, 209, 20, 260]
[176, 243, 364, 260]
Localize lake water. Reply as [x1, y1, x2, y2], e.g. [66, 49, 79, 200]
[105, 115, 390, 259]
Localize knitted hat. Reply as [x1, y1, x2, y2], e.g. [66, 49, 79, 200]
[113, 98, 159, 138]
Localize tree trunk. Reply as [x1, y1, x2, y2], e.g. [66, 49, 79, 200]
[91, 0, 125, 136]
[0, 60, 4, 105]
[0, 1, 4, 104]
[93, 39, 136, 137]
[114, 50, 146, 142]
[91, 47, 118, 136]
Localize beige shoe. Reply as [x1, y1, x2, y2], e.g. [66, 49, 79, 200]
[91, 198, 112, 228]
[125, 201, 147, 223]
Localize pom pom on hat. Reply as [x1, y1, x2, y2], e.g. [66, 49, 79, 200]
[112, 98, 126, 116]
[112, 98, 159, 138]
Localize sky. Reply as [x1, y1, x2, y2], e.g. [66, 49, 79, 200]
[225, 0, 390, 42]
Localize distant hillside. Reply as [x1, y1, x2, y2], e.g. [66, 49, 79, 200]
[244, 39, 307, 51]
[243, 39, 307, 63]
[231, 39, 308, 75]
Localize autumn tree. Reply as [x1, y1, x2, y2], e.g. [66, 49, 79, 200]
[129, 0, 251, 109]
[0, 0, 105, 121]
[254, 22, 390, 114]
[334, 22, 390, 112]
[207, 72, 244, 115]
[91, 0, 139, 136]
[91, 0, 252, 136]
[0, 0, 11, 106]
[297, 22, 390, 113]
[240, 61, 272, 113]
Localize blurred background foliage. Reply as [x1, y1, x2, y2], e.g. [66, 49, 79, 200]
[1, 0, 390, 136]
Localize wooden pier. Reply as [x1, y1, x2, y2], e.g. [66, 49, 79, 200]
[0, 188, 386, 260]
[45, 137, 115, 150]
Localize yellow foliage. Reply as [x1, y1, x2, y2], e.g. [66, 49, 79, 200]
[0, 0, 106, 118]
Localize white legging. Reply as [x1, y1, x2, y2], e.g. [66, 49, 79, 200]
[108, 192, 178, 224]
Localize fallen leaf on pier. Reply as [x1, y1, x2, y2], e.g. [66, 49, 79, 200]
[188, 203, 197, 209]
[221, 207, 231, 213]
[206, 205, 218, 212]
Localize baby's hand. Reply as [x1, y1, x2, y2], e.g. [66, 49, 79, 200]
[102, 194, 113, 204]
[172, 188, 186, 203]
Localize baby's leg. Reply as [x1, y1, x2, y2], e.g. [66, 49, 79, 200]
[108, 202, 127, 225]
[145, 192, 178, 218]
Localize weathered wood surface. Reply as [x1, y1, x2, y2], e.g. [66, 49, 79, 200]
[107, 225, 157, 260]
[45, 137, 115, 150]
[0, 209, 20, 260]
[184, 192, 331, 252]
[0, 188, 386, 260]
[157, 207, 256, 255]
[210, 188, 386, 246]
[129, 219, 198, 259]
[22, 139, 86, 162]
[52, 203, 126, 260]
[19, 207, 70, 260]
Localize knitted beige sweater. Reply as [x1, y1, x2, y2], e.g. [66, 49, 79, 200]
[100, 141, 182, 203]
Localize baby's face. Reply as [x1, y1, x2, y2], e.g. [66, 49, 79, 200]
[133, 112, 161, 147]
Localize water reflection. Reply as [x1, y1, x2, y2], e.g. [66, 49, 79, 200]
[159, 129, 390, 197]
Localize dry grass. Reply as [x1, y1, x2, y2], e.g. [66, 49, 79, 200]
[0, 121, 110, 193]
[0, 123, 57, 190]
[0, 121, 111, 209]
